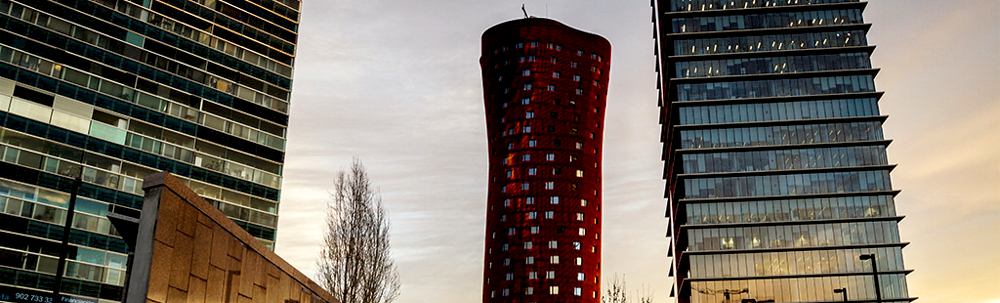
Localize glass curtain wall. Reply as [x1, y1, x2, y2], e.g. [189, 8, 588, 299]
[655, 0, 913, 302]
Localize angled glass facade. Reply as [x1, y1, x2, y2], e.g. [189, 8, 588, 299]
[0, 0, 298, 301]
[652, 1, 913, 302]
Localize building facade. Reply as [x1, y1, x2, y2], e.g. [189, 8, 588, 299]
[480, 18, 610, 303]
[0, 0, 298, 301]
[652, 1, 914, 302]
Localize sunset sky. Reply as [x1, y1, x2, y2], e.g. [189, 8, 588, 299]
[274, 1, 1000, 302]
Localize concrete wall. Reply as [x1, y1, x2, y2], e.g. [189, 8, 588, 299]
[125, 172, 337, 303]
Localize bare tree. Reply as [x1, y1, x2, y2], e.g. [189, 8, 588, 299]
[603, 275, 653, 303]
[317, 159, 400, 303]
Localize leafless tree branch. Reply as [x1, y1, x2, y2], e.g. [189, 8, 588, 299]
[603, 274, 654, 303]
[317, 158, 400, 303]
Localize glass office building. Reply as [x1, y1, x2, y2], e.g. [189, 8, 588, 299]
[0, 0, 298, 301]
[651, 1, 914, 302]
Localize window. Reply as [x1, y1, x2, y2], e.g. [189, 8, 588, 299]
[550, 57, 557, 64]
[553, 167, 562, 174]
[522, 126, 531, 133]
[528, 212, 537, 219]
[526, 197, 535, 204]
[506, 273, 513, 281]
[530, 226, 540, 234]
[574, 242, 581, 250]
[570, 155, 578, 162]
[524, 242, 533, 249]
[550, 196, 559, 204]
[578, 228, 586, 236]
[526, 256, 535, 264]
[554, 140, 561, 147]
[577, 50, 584, 56]
[516, 43, 524, 48]
[546, 154, 555, 161]
[504, 258, 510, 266]
[547, 42, 554, 49]
[522, 154, 530, 161]
[526, 287, 534, 295]
[528, 55, 536, 61]
[576, 170, 584, 177]
[546, 271, 556, 279]
[528, 168, 537, 175]
[549, 241, 557, 249]
[581, 199, 587, 206]
[522, 69, 531, 76]
[519, 56, 526, 62]
[522, 97, 530, 104]
[591, 66, 598, 72]
[553, 72, 560, 78]
[591, 53, 597, 59]
[505, 170, 512, 178]
[504, 199, 510, 207]
[573, 75, 581, 82]
[529, 271, 538, 279]
[576, 213, 584, 221]
[549, 286, 559, 295]
[521, 183, 529, 190]
[571, 62, 578, 68]
[503, 289, 509, 297]
[574, 287, 582, 296]
[526, 111, 534, 118]
[501, 214, 507, 221]
[577, 273, 585, 281]
[524, 83, 532, 90]
[508, 228, 516, 235]
[547, 126, 555, 132]
[544, 182, 554, 190]
[544, 211, 554, 219]
[575, 142, 583, 149]
[575, 89, 584, 95]
[528, 140, 537, 147]
[550, 256, 559, 264]
[530, 41, 538, 47]
[547, 85, 555, 91]
[556, 45, 562, 51]
[575, 257, 583, 265]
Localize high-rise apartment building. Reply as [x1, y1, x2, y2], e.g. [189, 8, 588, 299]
[0, 0, 298, 301]
[480, 18, 610, 303]
[652, 1, 914, 302]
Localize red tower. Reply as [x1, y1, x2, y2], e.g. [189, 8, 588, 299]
[480, 18, 611, 303]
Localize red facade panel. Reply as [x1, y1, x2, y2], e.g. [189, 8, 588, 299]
[480, 18, 611, 303]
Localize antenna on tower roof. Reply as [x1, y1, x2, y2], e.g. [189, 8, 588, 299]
[522, 4, 530, 18]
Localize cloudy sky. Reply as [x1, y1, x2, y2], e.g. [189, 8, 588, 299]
[273, 1, 1000, 302]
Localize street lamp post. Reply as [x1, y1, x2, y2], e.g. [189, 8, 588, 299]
[859, 254, 883, 303]
[53, 177, 82, 298]
[833, 288, 848, 302]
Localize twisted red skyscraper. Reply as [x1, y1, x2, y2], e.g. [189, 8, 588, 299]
[480, 18, 611, 303]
